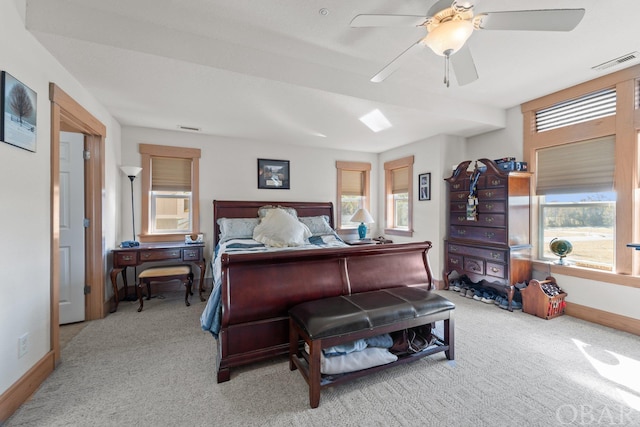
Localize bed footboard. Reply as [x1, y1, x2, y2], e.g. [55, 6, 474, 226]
[216, 241, 433, 382]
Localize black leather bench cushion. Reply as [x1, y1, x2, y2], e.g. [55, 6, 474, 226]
[289, 287, 455, 340]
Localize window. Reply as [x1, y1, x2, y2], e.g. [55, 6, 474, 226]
[384, 155, 414, 236]
[536, 136, 616, 270]
[336, 161, 370, 230]
[523, 70, 640, 277]
[139, 144, 201, 243]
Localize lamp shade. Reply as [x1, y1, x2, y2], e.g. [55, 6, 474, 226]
[350, 208, 374, 224]
[423, 19, 474, 56]
[120, 166, 142, 177]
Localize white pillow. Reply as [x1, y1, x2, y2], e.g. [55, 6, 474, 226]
[299, 215, 334, 236]
[217, 217, 259, 243]
[319, 347, 397, 375]
[253, 208, 312, 247]
[257, 205, 298, 219]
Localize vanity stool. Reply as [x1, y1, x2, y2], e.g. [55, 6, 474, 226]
[137, 265, 193, 312]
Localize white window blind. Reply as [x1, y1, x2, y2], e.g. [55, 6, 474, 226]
[341, 170, 364, 196]
[391, 167, 409, 194]
[151, 157, 192, 191]
[535, 88, 616, 132]
[536, 136, 615, 195]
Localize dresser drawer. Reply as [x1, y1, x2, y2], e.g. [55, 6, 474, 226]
[447, 254, 463, 270]
[450, 212, 471, 225]
[463, 257, 484, 275]
[484, 174, 507, 188]
[450, 191, 469, 202]
[183, 247, 202, 261]
[115, 252, 138, 266]
[478, 213, 505, 227]
[450, 225, 507, 244]
[450, 200, 468, 212]
[478, 200, 506, 213]
[486, 262, 506, 279]
[448, 243, 507, 262]
[449, 180, 468, 191]
[139, 249, 181, 262]
[477, 187, 506, 200]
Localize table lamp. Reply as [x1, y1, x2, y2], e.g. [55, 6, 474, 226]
[350, 208, 374, 239]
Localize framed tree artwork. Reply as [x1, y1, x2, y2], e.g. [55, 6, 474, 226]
[1, 71, 37, 152]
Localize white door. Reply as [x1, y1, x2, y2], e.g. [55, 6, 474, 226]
[59, 131, 85, 324]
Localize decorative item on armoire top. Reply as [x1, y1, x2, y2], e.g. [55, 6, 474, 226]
[418, 172, 431, 201]
[258, 158, 290, 189]
[1, 71, 37, 152]
[350, 208, 374, 239]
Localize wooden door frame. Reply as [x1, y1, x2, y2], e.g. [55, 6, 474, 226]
[50, 83, 106, 364]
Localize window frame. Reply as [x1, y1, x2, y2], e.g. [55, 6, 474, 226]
[522, 64, 640, 278]
[139, 143, 201, 243]
[336, 161, 371, 231]
[384, 155, 414, 237]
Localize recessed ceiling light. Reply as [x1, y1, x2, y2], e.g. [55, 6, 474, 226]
[359, 109, 392, 132]
[319, 8, 329, 16]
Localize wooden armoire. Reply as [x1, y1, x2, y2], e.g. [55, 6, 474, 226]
[444, 158, 532, 310]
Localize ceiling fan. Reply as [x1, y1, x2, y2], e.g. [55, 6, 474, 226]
[351, 0, 585, 87]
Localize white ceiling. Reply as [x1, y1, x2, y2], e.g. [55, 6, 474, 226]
[24, 0, 640, 153]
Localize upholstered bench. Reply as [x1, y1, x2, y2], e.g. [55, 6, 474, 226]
[288, 287, 455, 408]
[137, 265, 194, 312]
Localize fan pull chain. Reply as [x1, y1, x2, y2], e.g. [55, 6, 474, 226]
[444, 55, 450, 87]
[443, 49, 453, 88]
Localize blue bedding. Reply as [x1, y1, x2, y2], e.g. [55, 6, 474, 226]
[200, 235, 347, 338]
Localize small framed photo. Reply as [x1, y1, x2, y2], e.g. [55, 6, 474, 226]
[1, 71, 37, 152]
[418, 172, 431, 201]
[258, 158, 290, 189]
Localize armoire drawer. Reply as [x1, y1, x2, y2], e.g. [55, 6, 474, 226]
[449, 225, 507, 244]
[448, 243, 507, 262]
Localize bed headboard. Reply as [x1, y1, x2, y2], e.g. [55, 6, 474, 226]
[212, 200, 335, 246]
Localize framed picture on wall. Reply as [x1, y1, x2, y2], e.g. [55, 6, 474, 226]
[1, 71, 37, 152]
[418, 172, 431, 201]
[258, 158, 290, 189]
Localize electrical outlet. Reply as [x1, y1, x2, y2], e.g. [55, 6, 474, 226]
[18, 333, 28, 358]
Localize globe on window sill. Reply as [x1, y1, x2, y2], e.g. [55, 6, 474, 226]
[550, 238, 573, 265]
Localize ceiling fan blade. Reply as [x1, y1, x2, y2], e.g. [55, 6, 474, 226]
[370, 40, 424, 83]
[477, 9, 585, 31]
[350, 14, 428, 28]
[451, 44, 478, 86]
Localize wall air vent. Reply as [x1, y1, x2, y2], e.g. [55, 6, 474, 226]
[177, 125, 201, 132]
[591, 52, 640, 71]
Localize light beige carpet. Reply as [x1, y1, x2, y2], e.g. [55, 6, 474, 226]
[5, 289, 640, 426]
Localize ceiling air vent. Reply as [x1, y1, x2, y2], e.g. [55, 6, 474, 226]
[177, 125, 201, 132]
[591, 52, 640, 71]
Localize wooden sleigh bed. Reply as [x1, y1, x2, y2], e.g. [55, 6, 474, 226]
[204, 200, 434, 383]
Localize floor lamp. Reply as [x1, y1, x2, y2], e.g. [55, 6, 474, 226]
[120, 166, 142, 247]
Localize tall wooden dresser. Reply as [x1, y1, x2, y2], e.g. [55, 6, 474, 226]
[444, 158, 532, 311]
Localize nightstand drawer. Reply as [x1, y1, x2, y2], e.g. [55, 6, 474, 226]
[183, 247, 202, 260]
[115, 252, 138, 266]
[139, 249, 181, 261]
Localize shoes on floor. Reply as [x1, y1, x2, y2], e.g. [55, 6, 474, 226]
[480, 292, 496, 304]
[451, 279, 461, 292]
[472, 291, 482, 301]
[459, 287, 469, 297]
[466, 289, 476, 299]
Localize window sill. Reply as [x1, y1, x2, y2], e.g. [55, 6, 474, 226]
[139, 233, 194, 243]
[532, 260, 640, 289]
[384, 228, 413, 237]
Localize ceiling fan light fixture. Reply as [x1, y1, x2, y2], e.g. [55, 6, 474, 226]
[423, 19, 474, 56]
